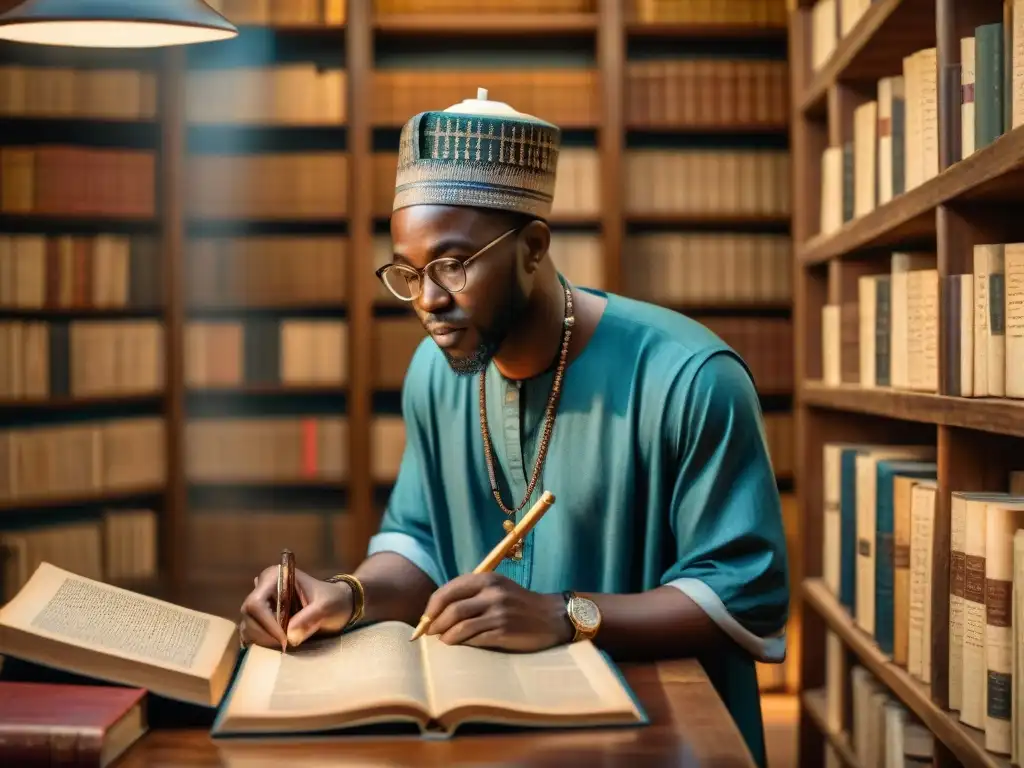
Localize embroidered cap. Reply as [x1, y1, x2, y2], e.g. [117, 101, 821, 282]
[392, 88, 562, 220]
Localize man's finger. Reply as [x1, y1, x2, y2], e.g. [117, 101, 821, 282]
[240, 617, 280, 649]
[243, 594, 288, 649]
[423, 573, 494, 623]
[286, 603, 325, 647]
[428, 593, 491, 636]
[458, 626, 507, 650]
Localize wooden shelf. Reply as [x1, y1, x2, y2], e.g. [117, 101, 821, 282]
[186, 385, 346, 396]
[373, 13, 598, 35]
[0, 306, 162, 319]
[0, 394, 163, 410]
[802, 688, 862, 768]
[798, 124, 1024, 264]
[801, 381, 1024, 438]
[803, 579, 1010, 768]
[799, 0, 935, 117]
[0, 485, 166, 514]
[625, 22, 787, 40]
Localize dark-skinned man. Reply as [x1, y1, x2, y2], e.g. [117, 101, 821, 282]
[239, 88, 789, 768]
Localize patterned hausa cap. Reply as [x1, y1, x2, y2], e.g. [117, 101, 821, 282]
[393, 88, 562, 220]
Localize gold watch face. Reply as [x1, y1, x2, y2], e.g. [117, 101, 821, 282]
[570, 597, 600, 630]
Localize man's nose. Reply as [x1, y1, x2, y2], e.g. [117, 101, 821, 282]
[417, 274, 452, 314]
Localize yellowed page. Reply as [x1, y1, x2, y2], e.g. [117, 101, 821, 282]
[0, 562, 238, 705]
[423, 636, 637, 719]
[220, 621, 429, 730]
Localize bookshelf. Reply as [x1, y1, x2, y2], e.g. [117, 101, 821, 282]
[791, 0, 1024, 766]
[0, 0, 797, 691]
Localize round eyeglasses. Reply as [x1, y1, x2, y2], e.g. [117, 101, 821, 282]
[375, 227, 517, 302]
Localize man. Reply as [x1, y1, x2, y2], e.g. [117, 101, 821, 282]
[239, 88, 789, 767]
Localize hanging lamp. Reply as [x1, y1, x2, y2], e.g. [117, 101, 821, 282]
[0, 0, 238, 48]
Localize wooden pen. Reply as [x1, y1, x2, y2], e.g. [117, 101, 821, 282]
[409, 491, 556, 641]
[276, 548, 296, 653]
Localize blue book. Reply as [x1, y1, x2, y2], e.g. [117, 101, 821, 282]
[874, 460, 936, 657]
[839, 448, 861, 610]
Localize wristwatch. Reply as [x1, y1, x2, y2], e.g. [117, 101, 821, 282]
[562, 590, 601, 642]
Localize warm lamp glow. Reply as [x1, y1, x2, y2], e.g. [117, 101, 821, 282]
[0, 0, 238, 48]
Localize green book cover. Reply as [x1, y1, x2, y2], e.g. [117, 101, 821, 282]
[975, 22, 1005, 149]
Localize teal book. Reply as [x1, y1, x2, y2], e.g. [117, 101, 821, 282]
[874, 460, 936, 657]
[840, 447, 861, 610]
[0, 564, 647, 739]
[974, 23, 1005, 149]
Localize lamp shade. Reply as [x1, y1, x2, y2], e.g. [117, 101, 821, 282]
[0, 0, 238, 48]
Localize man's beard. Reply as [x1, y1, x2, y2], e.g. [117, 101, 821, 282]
[442, 280, 527, 377]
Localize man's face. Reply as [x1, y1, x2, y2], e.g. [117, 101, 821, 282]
[389, 204, 528, 375]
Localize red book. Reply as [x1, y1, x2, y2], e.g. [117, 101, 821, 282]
[0, 682, 147, 767]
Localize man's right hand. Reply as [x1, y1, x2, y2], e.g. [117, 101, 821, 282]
[239, 567, 353, 650]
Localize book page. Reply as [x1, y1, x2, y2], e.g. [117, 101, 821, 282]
[0, 562, 235, 681]
[423, 636, 636, 718]
[222, 621, 429, 723]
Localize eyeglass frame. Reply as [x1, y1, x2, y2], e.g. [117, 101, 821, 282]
[374, 227, 519, 302]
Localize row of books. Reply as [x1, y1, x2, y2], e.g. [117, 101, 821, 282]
[0, 235, 161, 310]
[204, 0, 346, 26]
[809, 0, 873, 72]
[0, 509, 158, 603]
[187, 153, 348, 220]
[626, 149, 790, 217]
[821, 443, 1024, 760]
[700, 316, 793, 393]
[0, 417, 165, 503]
[820, 245, 1024, 399]
[822, 662, 935, 768]
[185, 66, 347, 126]
[372, 71, 598, 128]
[0, 147, 155, 219]
[0, 67, 157, 121]
[0, 320, 163, 400]
[820, 24, 1024, 237]
[630, 0, 787, 25]
[373, 0, 591, 13]
[626, 59, 788, 128]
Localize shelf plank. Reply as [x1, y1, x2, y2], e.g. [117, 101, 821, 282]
[0, 393, 163, 410]
[803, 579, 1011, 768]
[374, 13, 597, 35]
[799, 0, 935, 116]
[0, 485, 166, 515]
[801, 381, 1024, 438]
[798, 125, 1024, 264]
[802, 688, 862, 768]
[625, 22, 787, 40]
[186, 385, 346, 396]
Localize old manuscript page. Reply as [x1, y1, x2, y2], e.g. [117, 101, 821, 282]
[422, 636, 639, 721]
[221, 621, 430, 732]
[0, 562, 239, 705]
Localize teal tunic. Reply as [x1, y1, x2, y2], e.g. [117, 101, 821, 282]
[367, 287, 790, 767]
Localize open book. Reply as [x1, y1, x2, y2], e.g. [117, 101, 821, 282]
[0, 563, 647, 738]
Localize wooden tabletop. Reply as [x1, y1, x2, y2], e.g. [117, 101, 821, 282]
[116, 660, 755, 768]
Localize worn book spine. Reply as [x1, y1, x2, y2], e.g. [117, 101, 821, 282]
[973, 244, 1006, 397]
[893, 478, 914, 667]
[942, 275, 961, 396]
[975, 23, 1006, 149]
[875, 471, 896, 654]
[842, 141, 855, 222]
[840, 449, 861, 611]
[960, 501, 989, 729]
[1012, 530, 1024, 765]
[908, 482, 936, 682]
[949, 493, 968, 710]
[1006, 244, 1024, 398]
[891, 86, 906, 196]
[875, 276, 891, 387]
[859, 276, 878, 388]
[983, 504, 1024, 754]
[940, 63, 962, 168]
[47, 321, 69, 398]
[962, 36, 977, 159]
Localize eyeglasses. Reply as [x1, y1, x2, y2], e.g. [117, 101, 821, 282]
[375, 228, 518, 302]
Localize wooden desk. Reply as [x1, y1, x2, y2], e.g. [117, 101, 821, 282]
[116, 660, 755, 767]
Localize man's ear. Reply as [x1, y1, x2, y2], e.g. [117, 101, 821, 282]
[518, 219, 551, 274]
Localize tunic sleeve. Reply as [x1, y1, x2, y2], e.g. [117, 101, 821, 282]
[660, 350, 790, 663]
[365, 344, 445, 587]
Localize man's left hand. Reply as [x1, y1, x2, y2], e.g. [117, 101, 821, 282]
[422, 572, 573, 652]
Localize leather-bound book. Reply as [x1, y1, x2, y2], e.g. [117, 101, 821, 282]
[0, 681, 147, 766]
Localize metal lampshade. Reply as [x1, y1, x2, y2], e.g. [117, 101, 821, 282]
[0, 0, 238, 48]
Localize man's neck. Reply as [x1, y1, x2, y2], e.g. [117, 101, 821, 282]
[491, 269, 567, 381]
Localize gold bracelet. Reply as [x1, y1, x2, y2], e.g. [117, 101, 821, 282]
[326, 573, 365, 629]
